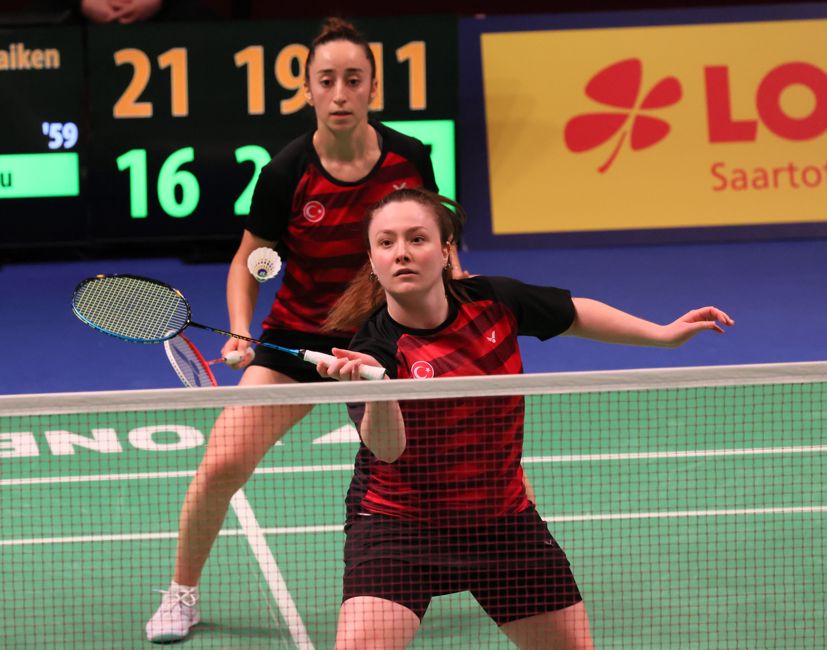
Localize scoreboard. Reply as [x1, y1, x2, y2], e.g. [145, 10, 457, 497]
[0, 27, 86, 247]
[0, 17, 457, 250]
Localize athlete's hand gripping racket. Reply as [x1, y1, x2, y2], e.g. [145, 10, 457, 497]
[72, 274, 387, 381]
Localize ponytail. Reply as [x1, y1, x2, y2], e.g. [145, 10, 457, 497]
[324, 262, 386, 333]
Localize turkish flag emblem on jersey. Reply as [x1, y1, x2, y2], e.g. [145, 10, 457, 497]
[410, 360, 435, 379]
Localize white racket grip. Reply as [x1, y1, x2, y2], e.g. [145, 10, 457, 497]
[302, 350, 387, 380]
[224, 350, 245, 365]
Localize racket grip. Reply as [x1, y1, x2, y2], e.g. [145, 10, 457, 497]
[302, 350, 387, 381]
[357, 364, 388, 381]
[224, 350, 245, 365]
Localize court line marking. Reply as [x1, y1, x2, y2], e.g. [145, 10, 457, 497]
[0, 465, 352, 486]
[0, 526, 337, 546]
[3, 507, 825, 547]
[523, 445, 827, 463]
[230, 490, 315, 650]
[3, 445, 827, 487]
[544, 506, 827, 522]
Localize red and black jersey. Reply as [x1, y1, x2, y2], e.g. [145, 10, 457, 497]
[245, 121, 437, 337]
[346, 276, 575, 525]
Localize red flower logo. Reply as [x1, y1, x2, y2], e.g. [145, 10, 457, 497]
[564, 59, 682, 173]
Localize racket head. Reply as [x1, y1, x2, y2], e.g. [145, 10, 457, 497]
[72, 274, 191, 343]
[163, 333, 218, 387]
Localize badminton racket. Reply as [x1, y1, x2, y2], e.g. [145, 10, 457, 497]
[72, 274, 387, 380]
[163, 333, 249, 388]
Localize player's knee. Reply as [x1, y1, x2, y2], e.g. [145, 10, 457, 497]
[334, 631, 397, 650]
[195, 456, 256, 492]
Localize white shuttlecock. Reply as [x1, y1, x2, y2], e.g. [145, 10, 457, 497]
[247, 247, 282, 283]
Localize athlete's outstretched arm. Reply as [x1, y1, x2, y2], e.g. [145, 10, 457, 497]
[566, 298, 734, 348]
[359, 399, 406, 463]
[317, 348, 407, 463]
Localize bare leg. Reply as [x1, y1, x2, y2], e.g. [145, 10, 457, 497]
[334, 597, 421, 650]
[173, 366, 312, 586]
[500, 602, 594, 650]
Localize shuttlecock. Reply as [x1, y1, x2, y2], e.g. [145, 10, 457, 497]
[247, 247, 282, 283]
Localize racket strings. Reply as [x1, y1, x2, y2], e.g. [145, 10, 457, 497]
[74, 276, 189, 342]
[165, 336, 216, 387]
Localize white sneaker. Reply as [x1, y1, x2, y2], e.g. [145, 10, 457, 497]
[145, 583, 201, 643]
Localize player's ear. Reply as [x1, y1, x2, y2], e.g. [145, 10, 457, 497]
[369, 77, 378, 103]
[304, 80, 313, 107]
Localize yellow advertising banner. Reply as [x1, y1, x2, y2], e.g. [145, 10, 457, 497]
[481, 19, 827, 233]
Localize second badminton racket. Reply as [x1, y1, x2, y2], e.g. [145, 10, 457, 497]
[163, 333, 251, 387]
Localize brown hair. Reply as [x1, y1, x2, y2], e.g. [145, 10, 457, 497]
[324, 188, 467, 333]
[305, 17, 376, 81]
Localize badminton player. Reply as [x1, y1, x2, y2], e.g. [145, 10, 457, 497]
[318, 188, 734, 649]
[146, 17, 454, 642]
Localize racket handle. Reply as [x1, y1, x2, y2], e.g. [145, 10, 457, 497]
[223, 348, 255, 365]
[223, 350, 245, 365]
[302, 350, 387, 381]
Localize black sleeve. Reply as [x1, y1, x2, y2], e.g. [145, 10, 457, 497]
[348, 316, 400, 379]
[412, 142, 438, 193]
[460, 276, 576, 341]
[376, 122, 438, 193]
[244, 134, 307, 242]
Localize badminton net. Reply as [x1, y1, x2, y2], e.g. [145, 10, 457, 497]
[0, 361, 824, 648]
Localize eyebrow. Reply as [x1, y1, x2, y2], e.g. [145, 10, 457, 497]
[314, 67, 366, 75]
[374, 226, 430, 237]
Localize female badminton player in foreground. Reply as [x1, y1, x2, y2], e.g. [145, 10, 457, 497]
[146, 17, 453, 642]
[317, 188, 734, 649]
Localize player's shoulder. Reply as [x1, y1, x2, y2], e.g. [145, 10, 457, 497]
[456, 275, 569, 313]
[459, 275, 571, 301]
[374, 121, 428, 156]
[455, 275, 516, 301]
[352, 305, 409, 353]
[350, 306, 400, 374]
[354, 304, 397, 341]
[259, 130, 313, 182]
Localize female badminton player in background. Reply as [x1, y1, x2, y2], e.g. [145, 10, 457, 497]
[317, 188, 734, 649]
[146, 17, 453, 643]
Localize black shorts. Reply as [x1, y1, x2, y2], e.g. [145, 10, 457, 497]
[342, 506, 583, 626]
[249, 329, 351, 383]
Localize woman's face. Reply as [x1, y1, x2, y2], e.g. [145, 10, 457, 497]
[368, 200, 450, 300]
[304, 40, 376, 133]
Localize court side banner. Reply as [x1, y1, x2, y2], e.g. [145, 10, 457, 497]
[458, 4, 827, 247]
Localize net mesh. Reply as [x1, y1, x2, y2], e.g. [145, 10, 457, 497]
[1, 362, 824, 649]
